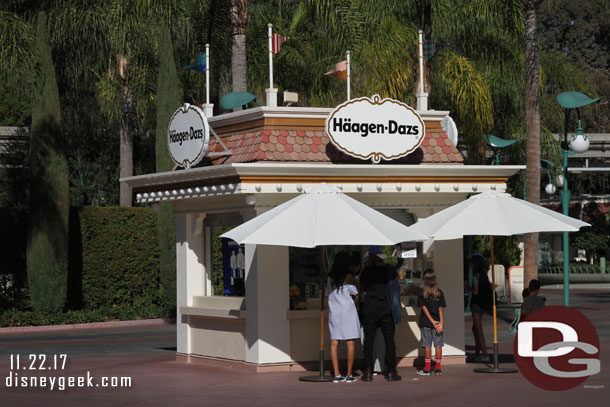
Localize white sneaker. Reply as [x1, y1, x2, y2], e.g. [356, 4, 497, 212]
[333, 375, 346, 383]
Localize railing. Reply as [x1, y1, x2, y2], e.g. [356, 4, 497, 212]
[539, 264, 605, 274]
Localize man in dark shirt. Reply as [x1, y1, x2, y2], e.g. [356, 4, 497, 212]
[359, 246, 401, 382]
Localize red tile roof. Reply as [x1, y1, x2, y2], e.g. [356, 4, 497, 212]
[206, 128, 463, 165]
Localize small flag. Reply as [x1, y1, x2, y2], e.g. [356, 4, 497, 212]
[272, 33, 289, 55]
[423, 40, 448, 61]
[324, 60, 347, 80]
[185, 53, 206, 72]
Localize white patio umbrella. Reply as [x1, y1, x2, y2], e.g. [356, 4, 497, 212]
[222, 183, 427, 381]
[411, 189, 589, 373]
[222, 183, 427, 247]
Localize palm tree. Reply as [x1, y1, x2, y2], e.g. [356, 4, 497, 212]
[46, 0, 201, 206]
[230, 0, 249, 97]
[523, 0, 542, 283]
[0, 10, 35, 86]
[251, 0, 512, 154]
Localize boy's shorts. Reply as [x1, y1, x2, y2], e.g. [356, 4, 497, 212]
[421, 326, 444, 347]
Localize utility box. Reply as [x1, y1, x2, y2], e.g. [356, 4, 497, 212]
[508, 266, 524, 304]
[283, 91, 298, 105]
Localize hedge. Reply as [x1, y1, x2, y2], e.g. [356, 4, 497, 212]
[0, 206, 173, 327]
[1, 304, 167, 327]
[0, 207, 28, 310]
[78, 206, 162, 310]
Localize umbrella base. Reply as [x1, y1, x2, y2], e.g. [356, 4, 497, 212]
[473, 343, 518, 374]
[299, 375, 335, 382]
[299, 350, 334, 382]
[473, 367, 518, 374]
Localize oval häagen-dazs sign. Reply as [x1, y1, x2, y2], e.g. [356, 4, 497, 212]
[325, 95, 425, 163]
[167, 103, 210, 168]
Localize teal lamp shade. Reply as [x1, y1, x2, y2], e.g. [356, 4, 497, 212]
[485, 134, 518, 148]
[221, 92, 262, 109]
[185, 53, 206, 73]
[557, 92, 601, 109]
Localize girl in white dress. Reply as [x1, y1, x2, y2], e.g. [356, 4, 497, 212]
[326, 251, 361, 383]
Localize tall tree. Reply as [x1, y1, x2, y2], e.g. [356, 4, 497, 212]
[155, 25, 182, 311]
[230, 0, 249, 96]
[524, 0, 541, 284]
[27, 12, 70, 313]
[48, 0, 193, 207]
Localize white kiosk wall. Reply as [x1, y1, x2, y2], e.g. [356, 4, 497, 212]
[429, 239, 466, 357]
[176, 213, 206, 355]
[245, 243, 291, 364]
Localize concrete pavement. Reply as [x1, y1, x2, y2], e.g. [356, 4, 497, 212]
[0, 289, 608, 406]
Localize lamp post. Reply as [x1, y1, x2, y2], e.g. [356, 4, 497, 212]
[556, 92, 601, 306]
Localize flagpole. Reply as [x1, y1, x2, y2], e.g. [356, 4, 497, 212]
[346, 51, 351, 101]
[418, 31, 424, 94]
[416, 30, 428, 111]
[205, 44, 210, 105]
[204, 44, 214, 117]
[268, 24, 273, 90]
[266, 23, 277, 106]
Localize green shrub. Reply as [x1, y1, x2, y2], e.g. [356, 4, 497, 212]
[79, 206, 162, 310]
[0, 304, 167, 327]
[0, 207, 29, 310]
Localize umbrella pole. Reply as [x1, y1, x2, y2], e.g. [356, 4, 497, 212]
[474, 236, 517, 374]
[319, 246, 326, 376]
[299, 246, 333, 382]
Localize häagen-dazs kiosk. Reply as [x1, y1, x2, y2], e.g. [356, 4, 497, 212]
[121, 91, 521, 372]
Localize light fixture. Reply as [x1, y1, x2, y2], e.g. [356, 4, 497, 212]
[544, 183, 556, 195]
[570, 120, 589, 154]
[555, 174, 564, 188]
[245, 195, 256, 206]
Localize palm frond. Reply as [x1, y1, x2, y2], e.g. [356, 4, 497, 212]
[0, 11, 35, 85]
[432, 50, 494, 162]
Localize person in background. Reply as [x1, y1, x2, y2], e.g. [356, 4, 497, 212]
[416, 269, 446, 376]
[359, 246, 402, 382]
[349, 251, 362, 277]
[470, 255, 492, 363]
[325, 251, 360, 383]
[521, 279, 545, 320]
[355, 251, 389, 376]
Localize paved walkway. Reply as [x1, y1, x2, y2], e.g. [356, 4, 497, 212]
[0, 289, 607, 406]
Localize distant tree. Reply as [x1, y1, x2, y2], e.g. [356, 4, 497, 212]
[27, 12, 70, 313]
[47, 0, 199, 207]
[572, 205, 610, 263]
[155, 25, 182, 311]
[0, 10, 35, 128]
[538, 0, 610, 132]
[230, 0, 250, 97]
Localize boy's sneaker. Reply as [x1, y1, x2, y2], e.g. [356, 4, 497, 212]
[345, 375, 357, 383]
[434, 369, 442, 376]
[333, 375, 346, 383]
[416, 369, 431, 376]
